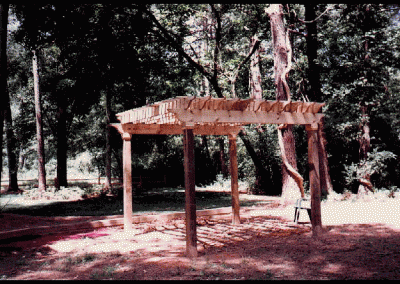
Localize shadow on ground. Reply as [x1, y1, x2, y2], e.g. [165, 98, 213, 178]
[1, 214, 400, 280]
[1, 190, 267, 217]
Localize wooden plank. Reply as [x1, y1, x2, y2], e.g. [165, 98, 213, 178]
[118, 123, 243, 136]
[229, 134, 240, 225]
[170, 109, 324, 126]
[122, 133, 133, 232]
[306, 125, 322, 236]
[183, 127, 197, 258]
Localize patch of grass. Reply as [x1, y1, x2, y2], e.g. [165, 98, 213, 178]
[57, 253, 97, 273]
[89, 265, 117, 280]
[74, 253, 97, 264]
[2, 185, 270, 217]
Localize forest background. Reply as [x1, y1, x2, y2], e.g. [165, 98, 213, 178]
[1, 4, 400, 199]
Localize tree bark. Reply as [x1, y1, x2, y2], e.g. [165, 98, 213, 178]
[358, 104, 373, 194]
[0, 4, 8, 180]
[304, 4, 333, 196]
[32, 49, 46, 192]
[56, 93, 68, 189]
[304, 4, 322, 102]
[267, 4, 301, 201]
[4, 88, 19, 192]
[249, 35, 263, 99]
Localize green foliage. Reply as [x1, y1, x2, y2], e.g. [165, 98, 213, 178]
[3, 4, 400, 198]
[344, 149, 397, 191]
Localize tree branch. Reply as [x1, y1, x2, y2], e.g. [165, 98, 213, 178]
[139, 4, 224, 97]
[297, 5, 333, 24]
[231, 37, 261, 97]
[139, 5, 211, 81]
[210, 4, 223, 98]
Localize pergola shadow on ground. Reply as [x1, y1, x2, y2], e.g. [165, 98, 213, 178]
[111, 96, 325, 257]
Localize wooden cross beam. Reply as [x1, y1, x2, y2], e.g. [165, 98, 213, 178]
[170, 109, 324, 126]
[110, 123, 243, 136]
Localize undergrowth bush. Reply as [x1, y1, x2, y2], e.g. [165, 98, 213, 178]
[23, 186, 87, 201]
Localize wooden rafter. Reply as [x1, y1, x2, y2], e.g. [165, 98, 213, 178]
[114, 97, 325, 135]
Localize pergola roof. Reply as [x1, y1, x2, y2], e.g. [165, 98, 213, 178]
[113, 95, 325, 257]
[113, 96, 325, 136]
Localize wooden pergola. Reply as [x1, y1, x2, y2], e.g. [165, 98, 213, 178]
[111, 96, 325, 258]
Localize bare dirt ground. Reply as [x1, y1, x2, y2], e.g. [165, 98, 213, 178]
[1, 195, 400, 280]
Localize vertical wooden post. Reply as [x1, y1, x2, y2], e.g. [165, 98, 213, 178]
[306, 124, 322, 236]
[122, 132, 133, 232]
[229, 133, 240, 225]
[183, 125, 197, 258]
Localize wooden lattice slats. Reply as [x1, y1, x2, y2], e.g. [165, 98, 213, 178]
[116, 97, 325, 126]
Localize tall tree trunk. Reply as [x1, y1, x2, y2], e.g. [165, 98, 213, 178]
[267, 4, 302, 201]
[4, 89, 18, 192]
[358, 104, 373, 194]
[0, 4, 8, 181]
[357, 9, 374, 196]
[249, 35, 263, 100]
[32, 49, 46, 192]
[218, 137, 228, 178]
[104, 89, 112, 192]
[56, 93, 67, 189]
[304, 4, 333, 197]
[248, 34, 265, 193]
[304, 4, 322, 102]
[238, 131, 270, 194]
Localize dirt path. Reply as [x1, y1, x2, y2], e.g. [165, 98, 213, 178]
[1, 197, 400, 280]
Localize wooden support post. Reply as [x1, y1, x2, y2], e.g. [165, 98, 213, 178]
[306, 124, 322, 236]
[183, 125, 197, 258]
[122, 133, 133, 232]
[229, 133, 240, 225]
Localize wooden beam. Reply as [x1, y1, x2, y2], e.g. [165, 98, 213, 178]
[122, 133, 133, 232]
[306, 124, 322, 236]
[170, 109, 324, 126]
[229, 134, 240, 225]
[111, 123, 243, 136]
[183, 126, 197, 258]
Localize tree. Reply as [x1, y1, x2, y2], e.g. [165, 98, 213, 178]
[266, 4, 304, 201]
[303, 4, 333, 197]
[32, 49, 46, 192]
[314, 4, 400, 193]
[0, 4, 8, 181]
[249, 35, 262, 99]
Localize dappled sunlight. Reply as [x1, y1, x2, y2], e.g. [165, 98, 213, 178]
[2, 195, 400, 279]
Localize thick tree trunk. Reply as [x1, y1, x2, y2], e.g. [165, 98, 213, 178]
[304, 4, 322, 102]
[56, 94, 68, 189]
[249, 35, 263, 100]
[305, 4, 333, 197]
[32, 50, 46, 192]
[0, 4, 8, 180]
[318, 118, 333, 196]
[267, 4, 301, 201]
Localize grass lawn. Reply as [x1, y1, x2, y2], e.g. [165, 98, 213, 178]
[0, 186, 271, 217]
